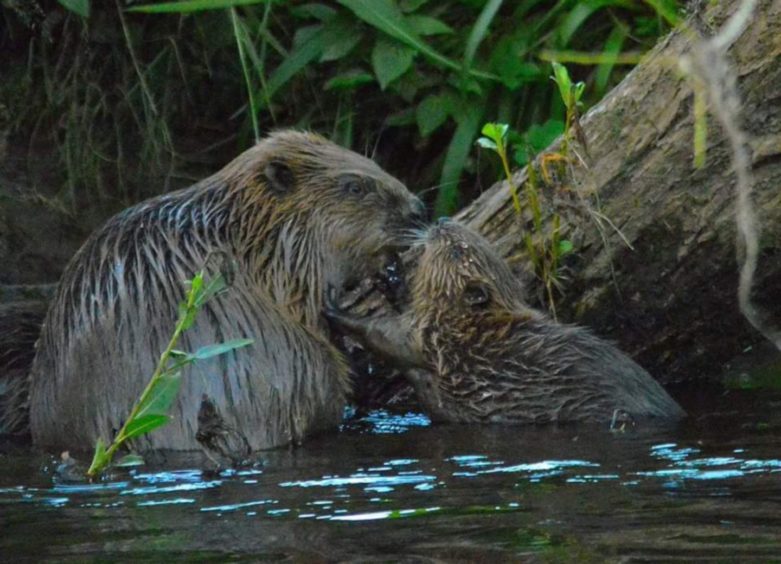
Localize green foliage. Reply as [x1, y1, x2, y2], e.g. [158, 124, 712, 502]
[86, 269, 253, 478]
[58, 0, 90, 18]
[551, 62, 585, 113]
[126, 0, 270, 13]
[476, 116, 573, 316]
[1, 0, 679, 215]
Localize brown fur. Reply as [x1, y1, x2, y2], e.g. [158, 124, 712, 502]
[328, 219, 684, 425]
[26, 130, 424, 452]
[0, 300, 48, 435]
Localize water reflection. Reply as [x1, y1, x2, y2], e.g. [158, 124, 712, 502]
[2, 395, 781, 560]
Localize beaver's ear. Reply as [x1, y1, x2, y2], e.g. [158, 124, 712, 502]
[264, 160, 295, 195]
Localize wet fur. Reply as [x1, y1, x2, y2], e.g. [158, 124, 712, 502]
[0, 300, 48, 436]
[331, 220, 684, 425]
[26, 130, 424, 452]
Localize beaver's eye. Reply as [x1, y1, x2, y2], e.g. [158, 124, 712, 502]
[339, 175, 369, 197]
[463, 282, 490, 308]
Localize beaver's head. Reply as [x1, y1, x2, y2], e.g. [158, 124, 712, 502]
[408, 218, 527, 320]
[230, 130, 425, 277]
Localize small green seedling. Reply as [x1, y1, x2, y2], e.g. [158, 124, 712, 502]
[87, 269, 253, 478]
[477, 123, 522, 214]
[551, 62, 586, 155]
[477, 120, 574, 317]
[551, 61, 586, 113]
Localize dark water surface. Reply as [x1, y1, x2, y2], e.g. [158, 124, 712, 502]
[2, 390, 781, 562]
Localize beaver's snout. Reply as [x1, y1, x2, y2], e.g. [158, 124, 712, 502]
[426, 217, 463, 248]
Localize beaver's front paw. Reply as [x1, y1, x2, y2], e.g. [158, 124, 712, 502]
[324, 285, 365, 334]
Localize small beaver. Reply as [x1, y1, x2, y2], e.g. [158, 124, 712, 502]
[327, 219, 685, 425]
[26, 130, 425, 453]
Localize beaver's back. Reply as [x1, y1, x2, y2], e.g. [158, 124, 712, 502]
[28, 178, 347, 452]
[430, 314, 685, 424]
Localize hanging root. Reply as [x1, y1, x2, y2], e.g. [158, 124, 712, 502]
[680, 0, 781, 350]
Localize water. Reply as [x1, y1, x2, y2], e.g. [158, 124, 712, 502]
[2, 389, 781, 561]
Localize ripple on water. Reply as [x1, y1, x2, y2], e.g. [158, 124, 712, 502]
[2, 403, 781, 560]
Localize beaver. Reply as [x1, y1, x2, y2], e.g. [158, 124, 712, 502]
[0, 300, 48, 436]
[326, 218, 685, 425]
[23, 130, 425, 453]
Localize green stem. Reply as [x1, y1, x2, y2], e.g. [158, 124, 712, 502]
[87, 281, 197, 477]
[498, 142, 522, 215]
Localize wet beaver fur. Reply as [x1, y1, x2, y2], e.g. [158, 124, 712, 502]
[0, 300, 48, 436]
[327, 219, 685, 425]
[22, 130, 425, 453]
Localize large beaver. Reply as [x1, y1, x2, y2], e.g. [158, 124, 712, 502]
[23, 130, 425, 453]
[327, 219, 685, 425]
[0, 300, 48, 436]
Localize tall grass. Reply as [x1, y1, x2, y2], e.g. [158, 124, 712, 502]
[3, 0, 679, 214]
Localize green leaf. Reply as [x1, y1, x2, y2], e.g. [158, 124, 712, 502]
[122, 414, 171, 440]
[476, 137, 498, 151]
[558, 240, 574, 255]
[416, 93, 449, 137]
[193, 338, 254, 360]
[188, 271, 204, 300]
[399, 0, 428, 11]
[126, 0, 270, 13]
[480, 122, 509, 144]
[291, 3, 337, 21]
[526, 119, 564, 152]
[320, 15, 363, 62]
[87, 438, 109, 476]
[573, 81, 586, 104]
[434, 100, 484, 216]
[385, 108, 416, 127]
[264, 25, 325, 101]
[114, 454, 146, 468]
[643, 0, 681, 26]
[325, 70, 375, 91]
[551, 62, 572, 107]
[136, 371, 183, 418]
[463, 0, 503, 74]
[179, 307, 198, 331]
[197, 273, 228, 306]
[406, 15, 453, 36]
[59, 0, 90, 18]
[372, 37, 416, 90]
[555, 0, 633, 47]
[338, 0, 460, 74]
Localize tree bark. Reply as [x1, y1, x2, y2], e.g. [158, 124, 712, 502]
[456, 0, 781, 384]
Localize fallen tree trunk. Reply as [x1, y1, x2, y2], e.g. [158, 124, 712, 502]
[456, 0, 781, 384]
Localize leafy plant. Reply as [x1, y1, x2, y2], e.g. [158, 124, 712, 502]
[2, 0, 680, 216]
[87, 269, 253, 478]
[551, 61, 585, 156]
[477, 120, 572, 316]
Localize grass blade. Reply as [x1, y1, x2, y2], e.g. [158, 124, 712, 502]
[463, 0, 503, 74]
[127, 0, 271, 13]
[435, 100, 485, 216]
[230, 8, 260, 142]
[264, 26, 325, 101]
[58, 0, 90, 18]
